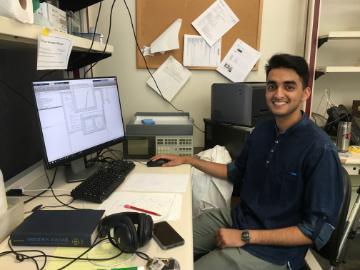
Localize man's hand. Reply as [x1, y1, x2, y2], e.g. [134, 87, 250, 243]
[150, 154, 228, 179]
[150, 154, 190, 167]
[216, 228, 246, 248]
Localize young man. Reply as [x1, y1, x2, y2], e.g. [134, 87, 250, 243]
[151, 54, 344, 269]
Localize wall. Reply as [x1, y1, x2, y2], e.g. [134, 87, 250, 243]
[312, 0, 360, 117]
[89, 0, 308, 147]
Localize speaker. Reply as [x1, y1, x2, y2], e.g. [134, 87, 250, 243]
[98, 212, 153, 253]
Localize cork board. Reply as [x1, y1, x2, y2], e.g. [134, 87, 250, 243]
[136, 0, 263, 70]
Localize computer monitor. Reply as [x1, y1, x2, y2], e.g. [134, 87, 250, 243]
[32, 77, 126, 182]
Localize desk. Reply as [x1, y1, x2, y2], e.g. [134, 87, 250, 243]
[0, 163, 193, 270]
[339, 152, 360, 176]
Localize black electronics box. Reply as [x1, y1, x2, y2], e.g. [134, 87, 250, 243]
[211, 82, 271, 126]
[204, 118, 253, 159]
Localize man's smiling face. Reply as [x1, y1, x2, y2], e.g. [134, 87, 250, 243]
[265, 67, 310, 120]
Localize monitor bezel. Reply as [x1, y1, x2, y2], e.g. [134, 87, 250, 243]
[32, 76, 126, 169]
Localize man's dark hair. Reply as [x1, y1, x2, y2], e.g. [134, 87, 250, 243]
[265, 54, 309, 88]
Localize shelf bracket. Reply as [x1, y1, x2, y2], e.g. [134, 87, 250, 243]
[318, 37, 329, 48]
[67, 51, 111, 71]
[59, 0, 104, 12]
[315, 70, 325, 80]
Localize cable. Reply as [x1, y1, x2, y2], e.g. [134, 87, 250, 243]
[84, 0, 117, 77]
[42, 164, 79, 210]
[6, 239, 47, 270]
[87, 2, 103, 54]
[3, 237, 124, 270]
[99, 147, 122, 161]
[135, 250, 151, 261]
[23, 166, 57, 204]
[23, 193, 71, 198]
[122, 0, 204, 134]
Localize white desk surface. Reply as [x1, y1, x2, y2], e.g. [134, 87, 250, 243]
[339, 152, 360, 175]
[339, 151, 360, 165]
[0, 163, 193, 270]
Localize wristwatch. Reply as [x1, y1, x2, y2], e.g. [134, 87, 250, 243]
[241, 229, 251, 244]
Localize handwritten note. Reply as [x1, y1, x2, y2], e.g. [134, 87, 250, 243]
[99, 191, 183, 221]
[121, 172, 189, 193]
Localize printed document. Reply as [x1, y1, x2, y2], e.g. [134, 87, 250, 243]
[216, 38, 260, 82]
[183, 34, 221, 67]
[146, 56, 191, 101]
[37, 33, 72, 70]
[192, 0, 239, 46]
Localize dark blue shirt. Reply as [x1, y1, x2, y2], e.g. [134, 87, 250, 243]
[227, 114, 343, 269]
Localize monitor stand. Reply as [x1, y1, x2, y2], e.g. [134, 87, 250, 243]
[64, 158, 98, 183]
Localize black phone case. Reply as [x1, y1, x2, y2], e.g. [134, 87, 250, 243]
[153, 222, 185, 250]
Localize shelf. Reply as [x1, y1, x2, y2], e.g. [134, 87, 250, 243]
[315, 66, 360, 79]
[318, 31, 360, 48]
[59, 0, 103, 12]
[0, 16, 113, 70]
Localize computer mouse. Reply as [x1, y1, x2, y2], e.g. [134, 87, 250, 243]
[146, 158, 170, 167]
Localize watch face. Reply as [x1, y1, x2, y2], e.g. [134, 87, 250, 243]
[241, 230, 250, 243]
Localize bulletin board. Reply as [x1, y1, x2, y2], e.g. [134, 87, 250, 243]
[136, 0, 263, 69]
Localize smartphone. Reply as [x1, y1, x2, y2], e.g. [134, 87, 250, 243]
[153, 221, 185, 249]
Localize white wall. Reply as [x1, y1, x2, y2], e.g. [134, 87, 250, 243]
[89, 0, 308, 147]
[312, 0, 360, 116]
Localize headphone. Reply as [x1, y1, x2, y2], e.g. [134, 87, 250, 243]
[98, 212, 153, 253]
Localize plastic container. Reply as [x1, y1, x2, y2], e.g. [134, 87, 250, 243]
[0, 197, 24, 243]
[0, 170, 7, 215]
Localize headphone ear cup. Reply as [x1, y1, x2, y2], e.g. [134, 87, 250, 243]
[142, 215, 154, 246]
[113, 216, 138, 253]
[138, 213, 153, 247]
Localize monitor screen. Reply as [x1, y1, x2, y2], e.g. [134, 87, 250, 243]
[32, 77, 125, 168]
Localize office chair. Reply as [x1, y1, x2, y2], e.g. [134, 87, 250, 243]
[307, 167, 353, 269]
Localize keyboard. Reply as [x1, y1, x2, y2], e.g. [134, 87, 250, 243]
[71, 160, 135, 203]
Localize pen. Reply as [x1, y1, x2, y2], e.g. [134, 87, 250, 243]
[124, 204, 161, 216]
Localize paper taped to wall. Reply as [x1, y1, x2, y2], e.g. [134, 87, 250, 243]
[0, 0, 34, 24]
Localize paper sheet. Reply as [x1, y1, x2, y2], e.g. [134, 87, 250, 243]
[37, 32, 73, 70]
[46, 243, 138, 270]
[150, 18, 182, 54]
[216, 38, 260, 82]
[121, 172, 189, 193]
[146, 56, 191, 101]
[183, 34, 221, 67]
[192, 0, 239, 46]
[98, 191, 182, 222]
